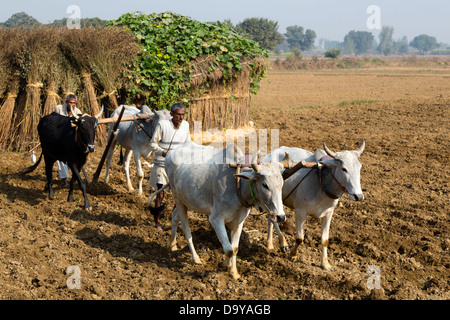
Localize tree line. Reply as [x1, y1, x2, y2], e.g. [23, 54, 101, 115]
[2, 12, 447, 56]
[229, 19, 445, 56]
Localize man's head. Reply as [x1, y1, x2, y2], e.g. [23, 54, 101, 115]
[65, 94, 78, 116]
[170, 103, 186, 128]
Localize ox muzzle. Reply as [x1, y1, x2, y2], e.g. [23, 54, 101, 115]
[87, 144, 96, 153]
[349, 193, 365, 201]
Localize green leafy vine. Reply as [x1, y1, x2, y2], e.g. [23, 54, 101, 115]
[108, 11, 268, 109]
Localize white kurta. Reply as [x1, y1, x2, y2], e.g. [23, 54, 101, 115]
[149, 119, 190, 189]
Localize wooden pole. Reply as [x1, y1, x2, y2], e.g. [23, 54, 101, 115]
[97, 113, 152, 125]
[282, 161, 318, 180]
[229, 160, 319, 181]
[92, 106, 126, 183]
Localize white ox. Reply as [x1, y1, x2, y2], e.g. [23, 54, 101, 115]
[156, 141, 287, 279]
[263, 140, 365, 271]
[104, 105, 171, 195]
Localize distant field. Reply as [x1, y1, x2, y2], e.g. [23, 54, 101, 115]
[252, 62, 450, 108]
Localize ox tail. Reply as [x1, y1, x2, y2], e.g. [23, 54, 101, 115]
[19, 152, 43, 175]
[149, 183, 170, 208]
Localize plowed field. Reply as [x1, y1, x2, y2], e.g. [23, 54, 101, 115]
[1, 62, 449, 300]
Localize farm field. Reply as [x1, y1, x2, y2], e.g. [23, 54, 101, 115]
[0, 62, 449, 300]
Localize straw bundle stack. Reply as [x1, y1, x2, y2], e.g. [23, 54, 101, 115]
[187, 55, 267, 130]
[88, 27, 140, 111]
[0, 28, 28, 149]
[0, 26, 140, 151]
[43, 28, 64, 116]
[0, 78, 19, 149]
[58, 28, 103, 130]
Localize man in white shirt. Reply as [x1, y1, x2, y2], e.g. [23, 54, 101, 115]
[149, 103, 190, 231]
[53, 94, 82, 187]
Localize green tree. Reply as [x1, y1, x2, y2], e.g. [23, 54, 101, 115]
[378, 26, 394, 55]
[235, 18, 284, 51]
[285, 25, 316, 51]
[1, 12, 41, 28]
[394, 36, 409, 55]
[325, 48, 341, 58]
[49, 17, 107, 28]
[343, 30, 374, 55]
[410, 34, 438, 54]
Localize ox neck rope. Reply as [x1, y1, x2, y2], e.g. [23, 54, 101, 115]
[248, 170, 272, 216]
[235, 168, 266, 215]
[282, 160, 343, 201]
[282, 168, 314, 201]
[318, 166, 340, 200]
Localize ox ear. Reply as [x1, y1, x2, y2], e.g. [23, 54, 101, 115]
[319, 159, 337, 168]
[234, 171, 259, 181]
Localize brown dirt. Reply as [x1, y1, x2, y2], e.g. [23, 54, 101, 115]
[1, 65, 449, 300]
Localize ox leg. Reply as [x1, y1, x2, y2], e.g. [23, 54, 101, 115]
[320, 210, 334, 271]
[169, 206, 180, 251]
[68, 164, 92, 211]
[209, 209, 244, 280]
[267, 215, 289, 253]
[104, 137, 117, 184]
[133, 152, 144, 196]
[177, 203, 202, 264]
[267, 217, 274, 251]
[290, 209, 307, 261]
[225, 211, 248, 280]
[123, 148, 134, 192]
[44, 158, 56, 199]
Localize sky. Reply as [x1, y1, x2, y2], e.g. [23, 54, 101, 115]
[1, 0, 450, 44]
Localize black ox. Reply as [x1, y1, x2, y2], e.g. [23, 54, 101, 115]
[21, 106, 103, 211]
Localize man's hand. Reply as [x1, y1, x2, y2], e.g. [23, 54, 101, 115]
[162, 150, 168, 157]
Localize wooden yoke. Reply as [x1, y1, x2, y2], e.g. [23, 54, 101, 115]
[97, 113, 152, 125]
[229, 160, 320, 181]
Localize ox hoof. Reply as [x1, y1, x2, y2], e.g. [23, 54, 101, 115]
[230, 270, 241, 280]
[280, 246, 290, 254]
[322, 263, 333, 272]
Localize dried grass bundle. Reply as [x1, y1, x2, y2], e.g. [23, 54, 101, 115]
[59, 28, 107, 144]
[14, 27, 62, 150]
[43, 28, 64, 115]
[0, 28, 30, 150]
[89, 27, 139, 111]
[0, 78, 19, 149]
[60, 56, 81, 102]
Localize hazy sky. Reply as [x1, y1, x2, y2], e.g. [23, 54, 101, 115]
[2, 0, 450, 43]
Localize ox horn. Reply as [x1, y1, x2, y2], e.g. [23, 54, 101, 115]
[323, 142, 337, 158]
[280, 152, 290, 168]
[95, 105, 104, 119]
[251, 153, 260, 172]
[71, 106, 79, 120]
[355, 139, 366, 157]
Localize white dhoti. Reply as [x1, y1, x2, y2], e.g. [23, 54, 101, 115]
[57, 161, 69, 179]
[149, 164, 169, 191]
